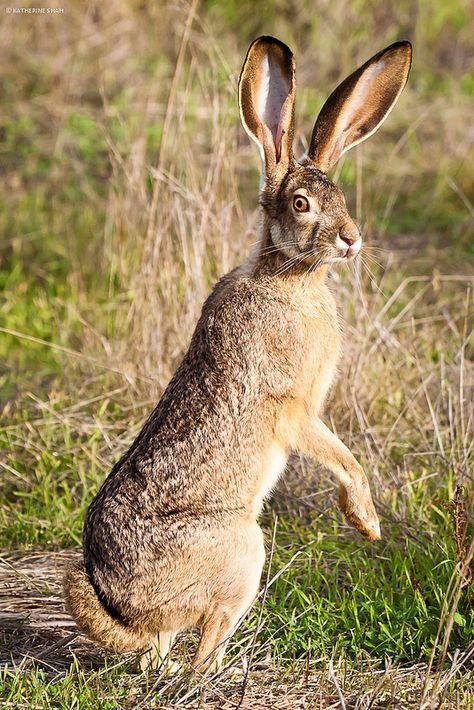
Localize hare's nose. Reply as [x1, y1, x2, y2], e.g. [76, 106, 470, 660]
[339, 223, 360, 246]
[340, 234, 356, 246]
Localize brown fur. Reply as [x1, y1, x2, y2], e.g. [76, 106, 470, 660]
[63, 36, 411, 673]
[308, 41, 412, 171]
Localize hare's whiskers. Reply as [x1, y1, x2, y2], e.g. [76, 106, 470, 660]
[361, 253, 383, 273]
[273, 252, 307, 278]
[362, 254, 384, 270]
[357, 256, 386, 297]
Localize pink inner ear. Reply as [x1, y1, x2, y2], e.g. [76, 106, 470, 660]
[264, 121, 284, 161]
[274, 121, 283, 162]
[257, 54, 290, 162]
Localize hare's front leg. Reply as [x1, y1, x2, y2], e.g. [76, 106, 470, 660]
[296, 419, 381, 540]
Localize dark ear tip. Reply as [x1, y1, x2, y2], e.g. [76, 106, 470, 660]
[250, 35, 294, 57]
[385, 39, 413, 57]
[379, 40, 412, 73]
[397, 40, 412, 56]
[392, 39, 412, 49]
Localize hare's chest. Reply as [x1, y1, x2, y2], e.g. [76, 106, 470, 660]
[252, 442, 288, 516]
[304, 300, 341, 412]
[307, 344, 340, 413]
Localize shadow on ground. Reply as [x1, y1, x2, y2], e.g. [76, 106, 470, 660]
[0, 550, 109, 672]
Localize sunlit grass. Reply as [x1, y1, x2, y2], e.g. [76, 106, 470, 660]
[0, 0, 473, 707]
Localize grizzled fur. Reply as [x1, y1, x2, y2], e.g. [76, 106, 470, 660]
[63, 35, 411, 672]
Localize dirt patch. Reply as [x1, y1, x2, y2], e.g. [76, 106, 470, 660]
[0, 550, 106, 671]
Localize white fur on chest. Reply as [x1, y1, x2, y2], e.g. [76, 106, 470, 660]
[252, 442, 288, 515]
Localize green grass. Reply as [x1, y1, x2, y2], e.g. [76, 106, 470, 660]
[1, 0, 473, 707]
[265, 510, 471, 662]
[1, 368, 472, 695]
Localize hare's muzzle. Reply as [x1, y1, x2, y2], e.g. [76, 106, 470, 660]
[336, 222, 361, 258]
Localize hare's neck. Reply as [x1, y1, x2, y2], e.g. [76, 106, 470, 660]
[251, 216, 329, 285]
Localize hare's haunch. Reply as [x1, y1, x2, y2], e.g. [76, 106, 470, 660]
[63, 36, 412, 673]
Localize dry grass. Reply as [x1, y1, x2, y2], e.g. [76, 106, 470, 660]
[1, 1, 473, 707]
[1, 0, 473, 382]
[1, 552, 472, 709]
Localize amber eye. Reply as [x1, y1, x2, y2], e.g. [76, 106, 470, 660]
[293, 195, 309, 213]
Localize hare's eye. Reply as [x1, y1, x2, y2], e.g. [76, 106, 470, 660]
[293, 196, 309, 213]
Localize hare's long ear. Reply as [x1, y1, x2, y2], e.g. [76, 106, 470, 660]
[239, 36, 295, 183]
[307, 41, 412, 173]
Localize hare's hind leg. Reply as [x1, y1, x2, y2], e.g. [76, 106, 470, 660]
[139, 630, 177, 671]
[192, 523, 265, 673]
[192, 608, 236, 673]
[159, 630, 177, 659]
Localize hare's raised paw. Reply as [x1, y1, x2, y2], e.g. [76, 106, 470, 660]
[339, 483, 381, 540]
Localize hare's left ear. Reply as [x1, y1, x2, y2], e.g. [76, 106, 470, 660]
[307, 41, 412, 173]
[239, 36, 295, 183]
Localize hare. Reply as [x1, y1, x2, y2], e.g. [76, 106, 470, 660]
[63, 36, 412, 674]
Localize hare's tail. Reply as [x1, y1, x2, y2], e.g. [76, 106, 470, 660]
[63, 561, 151, 652]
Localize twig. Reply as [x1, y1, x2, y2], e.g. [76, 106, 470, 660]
[328, 658, 347, 710]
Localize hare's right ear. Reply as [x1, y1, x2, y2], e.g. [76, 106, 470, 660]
[239, 36, 295, 183]
[307, 41, 412, 172]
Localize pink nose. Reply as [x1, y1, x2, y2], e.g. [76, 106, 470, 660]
[339, 223, 360, 247]
[340, 234, 356, 246]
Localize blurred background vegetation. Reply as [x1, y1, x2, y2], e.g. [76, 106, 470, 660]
[1, 0, 472, 383]
[0, 1, 473, 705]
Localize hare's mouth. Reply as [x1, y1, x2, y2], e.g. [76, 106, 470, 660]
[335, 235, 362, 260]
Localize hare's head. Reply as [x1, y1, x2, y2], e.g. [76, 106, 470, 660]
[239, 37, 411, 266]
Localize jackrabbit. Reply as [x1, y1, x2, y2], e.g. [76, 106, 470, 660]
[63, 36, 412, 673]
